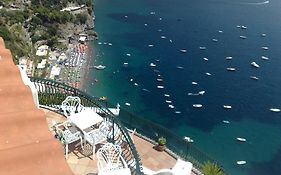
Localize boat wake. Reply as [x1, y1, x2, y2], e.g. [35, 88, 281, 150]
[242, 0, 269, 5]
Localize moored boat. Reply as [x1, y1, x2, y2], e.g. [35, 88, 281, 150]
[193, 104, 203, 108]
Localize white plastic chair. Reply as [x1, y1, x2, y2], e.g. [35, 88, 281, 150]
[97, 143, 128, 174]
[55, 121, 84, 159]
[143, 159, 193, 175]
[83, 122, 110, 159]
[61, 96, 84, 118]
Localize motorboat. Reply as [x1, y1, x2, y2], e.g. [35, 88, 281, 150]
[184, 136, 194, 143]
[157, 78, 164, 82]
[148, 44, 154, 47]
[236, 25, 241, 28]
[237, 161, 246, 165]
[123, 62, 129, 67]
[199, 47, 206, 50]
[134, 83, 138, 86]
[218, 30, 223, 33]
[203, 57, 208, 61]
[169, 39, 173, 43]
[198, 91, 205, 95]
[222, 120, 230, 124]
[261, 33, 266, 37]
[226, 56, 233, 60]
[176, 66, 184, 69]
[241, 25, 247, 29]
[175, 111, 181, 114]
[164, 94, 170, 97]
[126, 53, 131, 56]
[227, 68, 236, 71]
[261, 46, 269, 50]
[193, 104, 203, 108]
[180, 49, 187, 53]
[144, 23, 148, 26]
[270, 108, 280, 112]
[251, 62, 260, 68]
[125, 103, 131, 106]
[108, 43, 112, 46]
[261, 56, 269, 60]
[212, 38, 218, 42]
[192, 81, 198, 85]
[94, 65, 106, 70]
[223, 105, 232, 109]
[150, 63, 156, 67]
[206, 72, 212, 76]
[161, 36, 166, 39]
[237, 137, 246, 142]
[157, 86, 164, 89]
[250, 76, 259, 80]
[168, 105, 175, 109]
[239, 35, 247, 39]
[165, 100, 172, 104]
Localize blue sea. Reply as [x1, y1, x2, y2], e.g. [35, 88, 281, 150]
[86, 0, 281, 174]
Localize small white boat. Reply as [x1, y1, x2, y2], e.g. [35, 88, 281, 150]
[157, 78, 164, 82]
[134, 83, 138, 86]
[199, 47, 206, 50]
[157, 86, 164, 89]
[227, 67, 236, 71]
[192, 81, 198, 85]
[94, 65, 106, 70]
[176, 66, 184, 69]
[144, 23, 148, 26]
[126, 53, 131, 56]
[198, 91, 205, 95]
[168, 105, 175, 109]
[206, 72, 212, 76]
[123, 63, 129, 67]
[237, 161, 246, 165]
[241, 25, 247, 29]
[218, 30, 223, 33]
[251, 62, 260, 68]
[261, 33, 266, 37]
[184, 136, 194, 143]
[239, 35, 247, 39]
[108, 43, 113, 46]
[165, 100, 172, 104]
[203, 57, 208, 61]
[261, 56, 269, 60]
[193, 104, 203, 108]
[270, 108, 281, 112]
[175, 111, 182, 114]
[161, 36, 166, 39]
[150, 12, 156, 15]
[212, 38, 218, 42]
[237, 137, 246, 142]
[180, 49, 187, 53]
[148, 44, 154, 47]
[223, 105, 232, 109]
[125, 103, 131, 106]
[250, 76, 259, 80]
[236, 25, 241, 28]
[226, 56, 233, 60]
[222, 120, 230, 124]
[262, 46, 269, 50]
[169, 39, 173, 43]
[130, 78, 133, 82]
[98, 42, 102, 45]
[164, 94, 170, 97]
[150, 63, 156, 67]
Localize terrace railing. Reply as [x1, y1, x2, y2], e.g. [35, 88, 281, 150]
[29, 77, 143, 175]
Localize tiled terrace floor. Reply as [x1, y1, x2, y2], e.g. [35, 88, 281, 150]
[43, 109, 195, 175]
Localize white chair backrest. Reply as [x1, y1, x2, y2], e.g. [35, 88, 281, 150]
[97, 143, 126, 172]
[61, 96, 84, 118]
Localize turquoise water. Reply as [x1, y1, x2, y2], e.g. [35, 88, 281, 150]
[85, 0, 281, 174]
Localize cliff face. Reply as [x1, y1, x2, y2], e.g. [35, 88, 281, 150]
[0, 0, 94, 64]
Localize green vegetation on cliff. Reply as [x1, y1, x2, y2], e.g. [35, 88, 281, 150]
[0, 0, 93, 63]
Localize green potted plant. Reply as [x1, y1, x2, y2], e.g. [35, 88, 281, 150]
[156, 136, 166, 152]
[202, 161, 225, 175]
